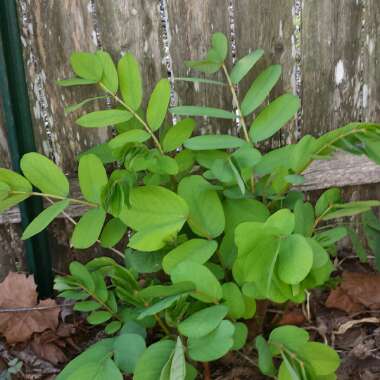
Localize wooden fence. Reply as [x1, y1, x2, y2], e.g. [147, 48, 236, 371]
[0, 0, 379, 281]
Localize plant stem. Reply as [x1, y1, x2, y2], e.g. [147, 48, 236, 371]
[99, 83, 164, 154]
[222, 64, 250, 143]
[222, 64, 256, 193]
[154, 314, 171, 336]
[202, 362, 211, 380]
[45, 198, 125, 260]
[11, 190, 97, 208]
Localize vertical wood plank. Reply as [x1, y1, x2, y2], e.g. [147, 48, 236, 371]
[363, 0, 380, 123]
[166, 0, 233, 133]
[233, 0, 296, 145]
[17, 0, 110, 175]
[0, 98, 25, 280]
[95, 0, 166, 102]
[301, 1, 363, 136]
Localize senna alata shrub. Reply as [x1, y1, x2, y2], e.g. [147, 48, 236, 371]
[2, 32, 380, 379]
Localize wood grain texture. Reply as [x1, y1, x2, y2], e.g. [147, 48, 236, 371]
[232, 0, 296, 146]
[166, 0, 233, 134]
[301, 0, 363, 136]
[17, 0, 110, 175]
[96, 0, 166, 103]
[363, 0, 380, 123]
[0, 96, 25, 280]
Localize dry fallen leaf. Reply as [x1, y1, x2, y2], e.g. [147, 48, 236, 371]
[278, 310, 306, 326]
[31, 330, 68, 365]
[0, 272, 59, 343]
[326, 272, 380, 313]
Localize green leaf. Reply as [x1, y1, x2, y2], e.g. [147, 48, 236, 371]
[170, 337, 186, 380]
[315, 226, 347, 247]
[76, 110, 132, 128]
[211, 32, 228, 61]
[139, 282, 195, 299]
[69, 262, 95, 292]
[147, 79, 171, 131]
[134, 340, 176, 380]
[184, 135, 246, 150]
[162, 118, 196, 152]
[178, 176, 225, 238]
[20, 152, 69, 197]
[105, 321, 122, 335]
[77, 142, 115, 164]
[294, 200, 314, 237]
[184, 60, 221, 74]
[21, 199, 69, 240]
[56, 339, 114, 379]
[125, 249, 165, 273]
[64, 358, 122, 380]
[306, 238, 329, 269]
[100, 218, 127, 248]
[138, 295, 181, 320]
[249, 94, 301, 143]
[232, 143, 262, 169]
[71, 208, 106, 249]
[96, 51, 118, 94]
[222, 282, 245, 319]
[188, 320, 235, 362]
[255, 335, 276, 376]
[73, 300, 101, 312]
[120, 186, 188, 251]
[322, 206, 372, 221]
[269, 325, 309, 354]
[174, 77, 225, 86]
[0, 181, 10, 200]
[87, 310, 112, 325]
[162, 239, 217, 274]
[232, 322, 248, 350]
[281, 353, 301, 380]
[92, 270, 108, 302]
[265, 209, 295, 236]
[241, 64, 282, 115]
[57, 78, 98, 87]
[170, 106, 236, 119]
[108, 129, 150, 150]
[64, 96, 107, 115]
[230, 49, 264, 84]
[178, 305, 228, 338]
[78, 154, 107, 203]
[113, 333, 146, 374]
[118, 52, 143, 110]
[220, 199, 269, 268]
[171, 261, 223, 303]
[70, 52, 103, 81]
[278, 235, 314, 284]
[299, 342, 340, 376]
[315, 188, 341, 217]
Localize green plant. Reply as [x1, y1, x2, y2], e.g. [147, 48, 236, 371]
[1, 32, 380, 379]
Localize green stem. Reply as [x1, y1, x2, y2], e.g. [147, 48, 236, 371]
[99, 83, 164, 154]
[80, 285, 122, 322]
[154, 314, 171, 336]
[222, 64, 256, 193]
[222, 64, 250, 143]
[11, 190, 97, 208]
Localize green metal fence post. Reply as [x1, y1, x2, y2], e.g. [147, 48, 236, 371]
[0, 0, 53, 297]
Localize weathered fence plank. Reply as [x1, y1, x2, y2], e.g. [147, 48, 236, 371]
[95, 0, 166, 102]
[363, 0, 380, 123]
[301, 1, 363, 136]
[233, 0, 297, 145]
[0, 99, 25, 280]
[166, 0, 233, 133]
[17, 0, 111, 175]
